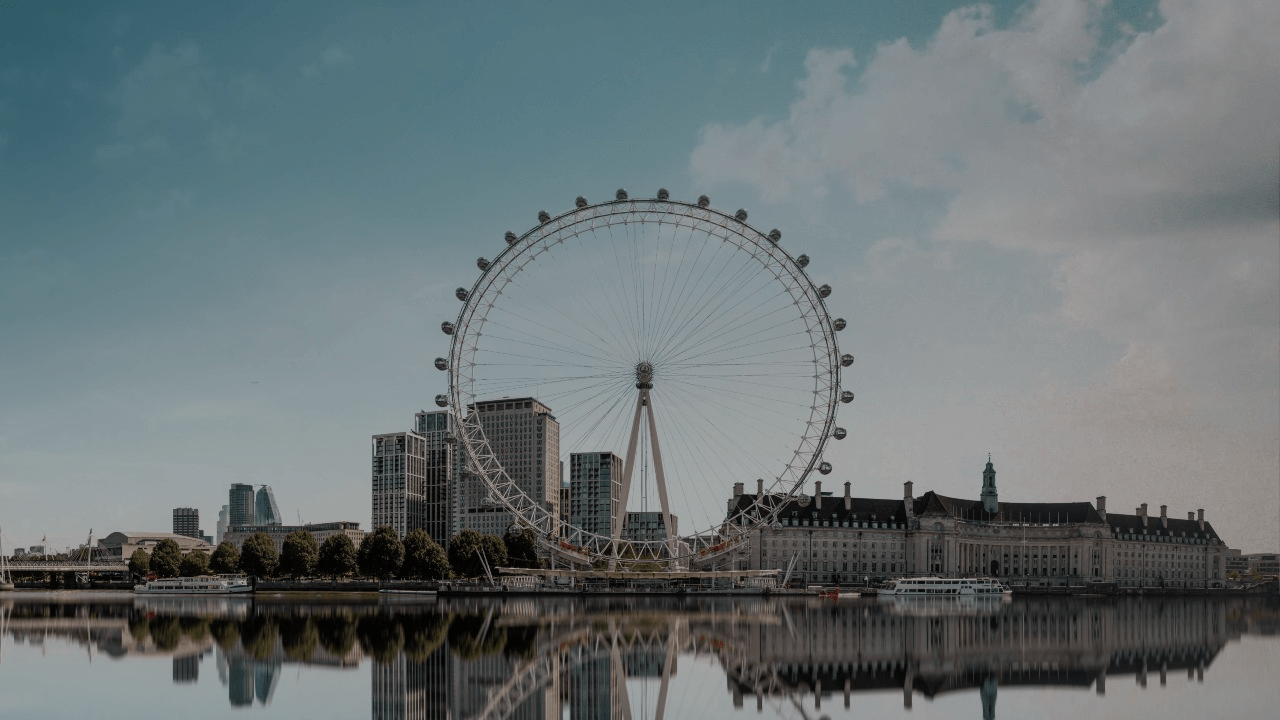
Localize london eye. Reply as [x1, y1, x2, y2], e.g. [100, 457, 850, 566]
[437, 190, 851, 566]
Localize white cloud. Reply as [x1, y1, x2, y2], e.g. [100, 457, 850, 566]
[691, 0, 1280, 547]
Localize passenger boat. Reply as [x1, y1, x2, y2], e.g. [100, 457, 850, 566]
[878, 577, 1011, 596]
[133, 575, 252, 594]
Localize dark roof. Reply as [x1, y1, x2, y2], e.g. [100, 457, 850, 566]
[914, 491, 1104, 524]
[729, 493, 908, 524]
[1103, 512, 1220, 541]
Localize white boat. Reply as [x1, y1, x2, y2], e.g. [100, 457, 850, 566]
[878, 576, 1011, 596]
[134, 575, 252, 594]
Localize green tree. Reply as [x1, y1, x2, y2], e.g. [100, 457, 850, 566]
[317, 534, 359, 580]
[240, 532, 279, 578]
[149, 539, 182, 579]
[448, 530, 508, 578]
[278, 530, 319, 579]
[503, 527, 544, 569]
[127, 548, 150, 577]
[210, 541, 240, 574]
[403, 529, 451, 580]
[179, 550, 210, 577]
[358, 526, 405, 580]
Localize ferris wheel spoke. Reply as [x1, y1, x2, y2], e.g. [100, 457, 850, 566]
[647, 221, 720, 359]
[493, 282, 631, 365]
[502, 274, 634, 365]
[657, 290, 796, 367]
[646, 231, 744, 361]
[667, 333, 814, 367]
[649, 249, 764, 362]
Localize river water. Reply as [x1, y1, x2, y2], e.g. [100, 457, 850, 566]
[1, 591, 1276, 719]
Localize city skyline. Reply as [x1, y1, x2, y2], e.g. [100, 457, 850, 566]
[1, 1, 1276, 554]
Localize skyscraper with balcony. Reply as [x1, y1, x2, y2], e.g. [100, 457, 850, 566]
[568, 452, 622, 543]
[255, 485, 282, 525]
[372, 427, 427, 540]
[455, 398, 560, 538]
[216, 504, 229, 544]
[229, 484, 256, 527]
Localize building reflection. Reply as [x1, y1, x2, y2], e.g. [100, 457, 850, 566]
[3, 593, 1276, 718]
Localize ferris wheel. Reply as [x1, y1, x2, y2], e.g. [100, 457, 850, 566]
[435, 190, 851, 566]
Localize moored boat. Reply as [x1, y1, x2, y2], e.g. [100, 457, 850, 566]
[133, 575, 252, 594]
[879, 576, 1011, 596]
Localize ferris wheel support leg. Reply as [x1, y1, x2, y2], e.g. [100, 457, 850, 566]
[614, 393, 646, 570]
[643, 391, 676, 563]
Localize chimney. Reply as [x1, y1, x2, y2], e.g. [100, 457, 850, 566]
[757, 478, 764, 499]
[815, 481, 822, 509]
[1188, 511, 1194, 521]
[1197, 509, 1204, 531]
[733, 482, 744, 500]
[1096, 496, 1107, 522]
[1160, 504, 1168, 528]
[844, 481, 851, 511]
[1139, 503, 1148, 526]
[904, 481, 915, 518]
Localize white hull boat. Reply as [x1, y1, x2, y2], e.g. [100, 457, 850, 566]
[134, 575, 253, 594]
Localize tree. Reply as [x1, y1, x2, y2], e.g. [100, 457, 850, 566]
[503, 527, 544, 569]
[240, 532, 279, 578]
[358, 526, 405, 580]
[127, 548, 150, 577]
[179, 550, 210, 577]
[278, 530, 319, 580]
[449, 530, 507, 578]
[403, 529, 451, 580]
[318, 534, 359, 580]
[210, 541, 240, 574]
[150, 539, 182, 578]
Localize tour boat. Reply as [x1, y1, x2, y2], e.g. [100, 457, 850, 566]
[878, 577, 1011, 597]
[133, 575, 252, 594]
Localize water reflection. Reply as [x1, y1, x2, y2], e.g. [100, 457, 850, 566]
[1, 592, 1275, 719]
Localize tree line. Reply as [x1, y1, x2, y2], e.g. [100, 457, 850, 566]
[128, 527, 544, 581]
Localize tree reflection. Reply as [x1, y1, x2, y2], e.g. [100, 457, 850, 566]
[402, 612, 452, 662]
[149, 616, 181, 651]
[357, 613, 404, 664]
[210, 619, 240, 650]
[316, 612, 357, 656]
[279, 617, 318, 661]
[448, 613, 507, 659]
[239, 615, 278, 660]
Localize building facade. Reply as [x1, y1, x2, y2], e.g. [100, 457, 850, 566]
[454, 398, 560, 539]
[372, 429, 428, 540]
[256, 485, 283, 525]
[229, 484, 256, 527]
[414, 410, 455, 546]
[222, 521, 364, 556]
[621, 511, 678, 545]
[725, 460, 1230, 588]
[172, 507, 201, 539]
[568, 452, 622, 542]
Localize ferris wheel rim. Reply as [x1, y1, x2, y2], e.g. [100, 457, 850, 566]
[444, 195, 844, 563]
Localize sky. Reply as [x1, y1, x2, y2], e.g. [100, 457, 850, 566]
[1, 0, 1276, 554]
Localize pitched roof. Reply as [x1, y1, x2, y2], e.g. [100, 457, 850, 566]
[1103, 512, 1221, 541]
[914, 492, 1104, 524]
[729, 493, 909, 524]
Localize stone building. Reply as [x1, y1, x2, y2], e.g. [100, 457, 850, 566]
[454, 397, 560, 538]
[725, 459, 1230, 587]
[222, 521, 364, 555]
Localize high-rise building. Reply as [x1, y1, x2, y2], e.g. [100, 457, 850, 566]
[255, 485, 282, 525]
[415, 411, 455, 545]
[455, 398, 560, 539]
[172, 507, 200, 539]
[372, 429, 427, 540]
[569, 452, 621, 542]
[216, 505, 228, 544]
[229, 484, 255, 527]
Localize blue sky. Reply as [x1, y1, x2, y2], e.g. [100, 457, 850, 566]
[1, 1, 1276, 553]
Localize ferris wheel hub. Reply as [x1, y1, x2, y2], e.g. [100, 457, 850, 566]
[635, 361, 654, 388]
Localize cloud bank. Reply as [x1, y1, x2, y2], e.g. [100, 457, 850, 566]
[692, 0, 1279, 548]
